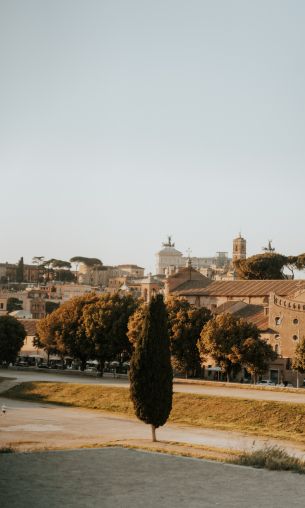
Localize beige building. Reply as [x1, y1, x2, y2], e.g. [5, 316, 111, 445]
[155, 237, 233, 279]
[0, 262, 40, 284]
[176, 279, 305, 310]
[77, 262, 144, 287]
[168, 268, 305, 385]
[116, 265, 145, 278]
[19, 320, 41, 358]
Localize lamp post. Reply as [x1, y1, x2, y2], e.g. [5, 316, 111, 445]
[294, 327, 301, 389]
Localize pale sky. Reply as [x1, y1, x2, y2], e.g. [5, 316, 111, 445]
[1, 0, 305, 273]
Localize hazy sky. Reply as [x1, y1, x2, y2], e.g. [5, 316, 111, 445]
[1, 0, 305, 272]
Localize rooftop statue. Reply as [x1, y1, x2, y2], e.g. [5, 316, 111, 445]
[262, 240, 275, 253]
[162, 235, 175, 248]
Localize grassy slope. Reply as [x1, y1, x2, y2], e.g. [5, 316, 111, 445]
[4, 381, 305, 444]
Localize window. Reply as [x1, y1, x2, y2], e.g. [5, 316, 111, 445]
[293, 335, 298, 341]
[275, 317, 281, 325]
[293, 318, 299, 325]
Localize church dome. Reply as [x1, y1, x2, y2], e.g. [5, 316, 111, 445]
[157, 245, 182, 256]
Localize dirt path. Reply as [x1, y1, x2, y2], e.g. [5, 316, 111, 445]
[1, 395, 305, 460]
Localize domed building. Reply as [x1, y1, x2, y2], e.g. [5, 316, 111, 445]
[156, 237, 184, 275]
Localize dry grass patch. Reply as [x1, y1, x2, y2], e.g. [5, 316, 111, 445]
[231, 445, 305, 474]
[171, 393, 305, 440]
[4, 381, 134, 415]
[4, 381, 305, 444]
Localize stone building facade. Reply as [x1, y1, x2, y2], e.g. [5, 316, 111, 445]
[155, 237, 233, 278]
[232, 233, 247, 263]
[169, 271, 305, 385]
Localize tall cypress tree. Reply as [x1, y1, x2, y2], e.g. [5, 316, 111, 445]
[16, 257, 24, 283]
[130, 294, 173, 442]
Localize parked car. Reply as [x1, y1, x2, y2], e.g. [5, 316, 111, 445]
[14, 360, 29, 367]
[257, 380, 276, 386]
[38, 362, 49, 369]
[49, 362, 66, 370]
[85, 362, 97, 372]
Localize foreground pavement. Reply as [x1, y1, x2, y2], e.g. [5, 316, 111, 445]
[5, 369, 305, 403]
[1, 447, 305, 508]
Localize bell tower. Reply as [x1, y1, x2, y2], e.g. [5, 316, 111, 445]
[233, 233, 247, 263]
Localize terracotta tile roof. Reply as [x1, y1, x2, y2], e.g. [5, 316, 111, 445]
[214, 301, 245, 313]
[19, 319, 38, 336]
[215, 302, 270, 331]
[173, 279, 211, 291]
[233, 305, 269, 330]
[169, 267, 210, 281]
[177, 279, 305, 297]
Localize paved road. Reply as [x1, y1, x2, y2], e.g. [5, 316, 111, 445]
[1, 395, 305, 458]
[1, 447, 305, 508]
[4, 369, 305, 404]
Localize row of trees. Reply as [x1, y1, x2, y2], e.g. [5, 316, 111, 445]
[36, 293, 276, 382]
[32, 256, 104, 284]
[36, 293, 137, 371]
[36, 294, 212, 374]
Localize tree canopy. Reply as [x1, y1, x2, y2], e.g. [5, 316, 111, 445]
[83, 293, 137, 371]
[127, 302, 147, 347]
[167, 296, 211, 377]
[292, 337, 305, 374]
[7, 297, 23, 313]
[35, 312, 61, 362]
[234, 252, 305, 280]
[198, 313, 275, 382]
[130, 295, 173, 442]
[36, 293, 99, 369]
[231, 337, 276, 383]
[41, 259, 74, 282]
[36, 293, 137, 370]
[128, 297, 211, 378]
[16, 257, 24, 283]
[0, 316, 26, 365]
[70, 257, 103, 267]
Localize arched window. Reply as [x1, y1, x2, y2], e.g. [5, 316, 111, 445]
[293, 335, 298, 341]
[293, 318, 299, 325]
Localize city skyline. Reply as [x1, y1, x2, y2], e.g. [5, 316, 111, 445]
[1, 1, 305, 272]
[0, 233, 302, 275]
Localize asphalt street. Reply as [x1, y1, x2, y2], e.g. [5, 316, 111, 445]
[1, 448, 305, 508]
